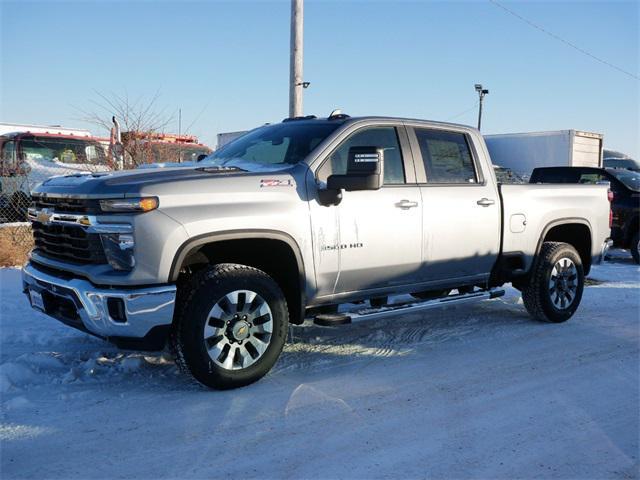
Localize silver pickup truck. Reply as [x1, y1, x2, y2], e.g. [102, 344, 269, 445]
[22, 114, 612, 389]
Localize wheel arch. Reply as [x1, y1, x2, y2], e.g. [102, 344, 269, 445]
[536, 218, 593, 275]
[170, 230, 307, 325]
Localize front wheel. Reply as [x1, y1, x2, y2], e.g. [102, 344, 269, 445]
[172, 263, 289, 389]
[522, 242, 584, 323]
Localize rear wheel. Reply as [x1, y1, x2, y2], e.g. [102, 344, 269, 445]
[631, 231, 640, 264]
[172, 263, 288, 389]
[522, 242, 584, 323]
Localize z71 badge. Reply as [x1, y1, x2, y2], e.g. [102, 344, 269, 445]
[260, 179, 295, 188]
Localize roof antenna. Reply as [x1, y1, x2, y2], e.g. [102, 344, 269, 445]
[328, 109, 349, 120]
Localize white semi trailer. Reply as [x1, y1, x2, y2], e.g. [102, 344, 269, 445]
[484, 130, 603, 178]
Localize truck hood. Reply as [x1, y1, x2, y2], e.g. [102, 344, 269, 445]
[32, 164, 300, 198]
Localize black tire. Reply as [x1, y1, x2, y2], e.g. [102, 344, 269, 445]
[631, 231, 640, 264]
[369, 296, 387, 308]
[171, 263, 289, 389]
[411, 289, 451, 301]
[522, 242, 584, 323]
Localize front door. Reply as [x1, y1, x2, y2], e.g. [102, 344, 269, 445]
[315, 125, 423, 295]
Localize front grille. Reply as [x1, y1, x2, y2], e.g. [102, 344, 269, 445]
[32, 196, 100, 214]
[32, 221, 107, 264]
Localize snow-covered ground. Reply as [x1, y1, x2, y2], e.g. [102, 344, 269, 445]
[1, 252, 638, 479]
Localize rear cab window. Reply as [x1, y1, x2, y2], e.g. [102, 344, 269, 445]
[412, 128, 479, 184]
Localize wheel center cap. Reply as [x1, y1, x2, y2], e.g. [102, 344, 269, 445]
[231, 321, 250, 341]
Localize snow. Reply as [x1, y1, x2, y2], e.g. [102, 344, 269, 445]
[1, 253, 638, 478]
[23, 156, 111, 190]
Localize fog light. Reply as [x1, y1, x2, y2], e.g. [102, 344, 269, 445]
[100, 233, 135, 270]
[107, 297, 127, 323]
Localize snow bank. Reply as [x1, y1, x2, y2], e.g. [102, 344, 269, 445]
[1, 253, 638, 479]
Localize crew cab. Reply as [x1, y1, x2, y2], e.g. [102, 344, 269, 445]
[22, 114, 612, 389]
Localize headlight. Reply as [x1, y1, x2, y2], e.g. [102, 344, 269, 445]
[100, 197, 158, 213]
[100, 233, 135, 270]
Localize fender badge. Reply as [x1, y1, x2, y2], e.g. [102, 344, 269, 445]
[260, 179, 295, 188]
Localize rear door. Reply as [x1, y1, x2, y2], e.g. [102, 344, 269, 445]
[407, 125, 501, 282]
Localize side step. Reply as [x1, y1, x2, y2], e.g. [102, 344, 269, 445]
[312, 288, 505, 326]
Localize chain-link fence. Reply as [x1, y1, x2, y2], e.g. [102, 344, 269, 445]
[0, 136, 112, 265]
[0, 166, 34, 265]
[0, 132, 212, 265]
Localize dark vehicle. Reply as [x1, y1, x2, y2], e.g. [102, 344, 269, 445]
[530, 166, 640, 263]
[604, 158, 640, 172]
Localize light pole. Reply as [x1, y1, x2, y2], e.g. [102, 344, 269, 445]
[289, 0, 304, 118]
[475, 84, 489, 131]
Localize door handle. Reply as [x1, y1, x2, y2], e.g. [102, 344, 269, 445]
[477, 198, 495, 207]
[396, 199, 419, 209]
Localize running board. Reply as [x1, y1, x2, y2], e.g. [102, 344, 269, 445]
[336, 288, 505, 324]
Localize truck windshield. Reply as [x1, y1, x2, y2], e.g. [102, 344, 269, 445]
[19, 137, 107, 165]
[147, 144, 211, 164]
[610, 169, 640, 192]
[201, 122, 340, 170]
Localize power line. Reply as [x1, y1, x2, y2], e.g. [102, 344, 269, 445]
[489, 0, 639, 81]
[446, 102, 479, 121]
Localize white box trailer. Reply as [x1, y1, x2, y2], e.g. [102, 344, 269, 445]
[217, 130, 248, 149]
[484, 130, 603, 178]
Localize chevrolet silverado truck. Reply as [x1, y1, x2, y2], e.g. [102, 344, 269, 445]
[22, 114, 612, 389]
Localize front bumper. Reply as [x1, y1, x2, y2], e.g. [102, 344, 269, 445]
[22, 262, 176, 350]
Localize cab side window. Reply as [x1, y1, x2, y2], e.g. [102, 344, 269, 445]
[318, 127, 405, 185]
[414, 129, 477, 184]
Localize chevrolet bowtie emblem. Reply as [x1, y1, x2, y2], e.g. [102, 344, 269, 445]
[36, 209, 53, 224]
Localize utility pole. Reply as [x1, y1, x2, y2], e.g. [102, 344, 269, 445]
[178, 108, 182, 162]
[474, 84, 489, 131]
[289, 0, 304, 118]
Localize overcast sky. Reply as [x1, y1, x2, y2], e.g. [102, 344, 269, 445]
[1, 0, 638, 157]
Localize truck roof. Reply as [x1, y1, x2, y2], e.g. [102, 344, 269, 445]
[0, 122, 92, 137]
[280, 114, 476, 131]
[0, 131, 103, 142]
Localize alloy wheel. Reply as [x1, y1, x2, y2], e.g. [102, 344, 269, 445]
[548, 257, 579, 310]
[203, 290, 273, 370]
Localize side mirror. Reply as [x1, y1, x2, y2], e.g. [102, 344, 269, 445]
[196, 154, 208, 162]
[326, 146, 384, 191]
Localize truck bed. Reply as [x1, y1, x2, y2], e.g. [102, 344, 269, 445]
[499, 183, 611, 272]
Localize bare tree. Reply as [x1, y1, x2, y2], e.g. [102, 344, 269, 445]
[79, 91, 174, 168]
